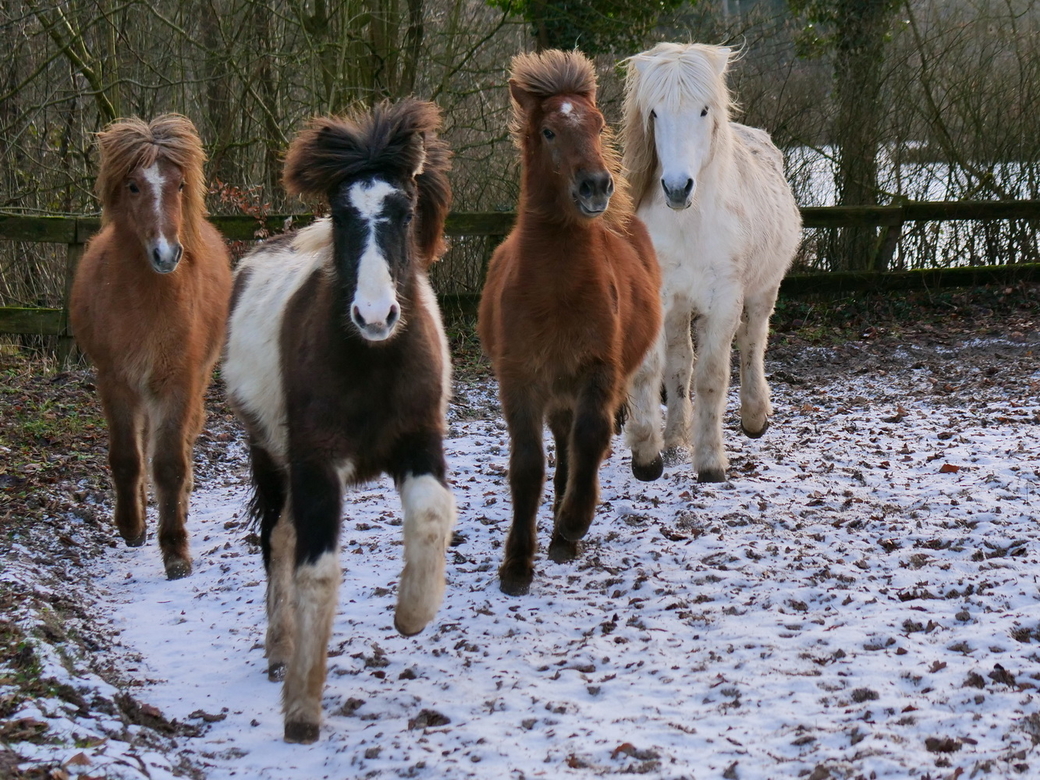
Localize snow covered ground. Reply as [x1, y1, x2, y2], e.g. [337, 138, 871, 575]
[7, 335, 1040, 779]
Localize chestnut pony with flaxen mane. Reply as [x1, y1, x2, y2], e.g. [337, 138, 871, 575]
[478, 50, 663, 596]
[70, 114, 231, 580]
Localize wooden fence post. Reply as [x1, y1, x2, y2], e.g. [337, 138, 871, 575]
[55, 221, 85, 367]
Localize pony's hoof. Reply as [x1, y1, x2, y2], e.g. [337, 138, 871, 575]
[555, 512, 593, 542]
[697, 468, 727, 484]
[164, 556, 192, 580]
[632, 454, 664, 482]
[661, 446, 688, 467]
[284, 720, 320, 744]
[547, 534, 580, 563]
[740, 418, 770, 439]
[267, 662, 286, 682]
[121, 529, 147, 548]
[393, 614, 426, 638]
[498, 562, 533, 596]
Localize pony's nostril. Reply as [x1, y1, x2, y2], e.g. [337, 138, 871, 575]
[386, 304, 400, 327]
[172, 244, 184, 264]
[153, 247, 162, 267]
[683, 179, 693, 197]
[352, 305, 366, 327]
[579, 180, 592, 198]
[605, 176, 615, 196]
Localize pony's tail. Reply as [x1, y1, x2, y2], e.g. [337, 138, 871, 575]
[245, 440, 287, 573]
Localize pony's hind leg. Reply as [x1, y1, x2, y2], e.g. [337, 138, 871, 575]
[151, 392, 202, 579]
[282, 461, 342, 744]
[389, 431, 455, 635]
[625, 337, 665, 481]
[735, 295, 777, 438]
[248, 440, 292, 680]
[554, 365, 614, 544]
[547, 408, 579, 562]
[98, 378, 147, 547]
[499, 392, 546, 596]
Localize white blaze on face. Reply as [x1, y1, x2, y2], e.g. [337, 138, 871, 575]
[141, 163, 175, 261]
[349, 179, 401, 340]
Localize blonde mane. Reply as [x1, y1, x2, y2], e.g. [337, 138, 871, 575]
[509, 49, 634, 226]
[623, 43, 734, 209]
[95, 114, 209, 255]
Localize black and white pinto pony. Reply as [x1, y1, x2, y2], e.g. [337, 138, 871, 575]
[223, 99, 456, 744]
[623, 43, 802, 484]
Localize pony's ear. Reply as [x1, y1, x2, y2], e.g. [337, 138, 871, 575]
[628, 54, 652, 76]
[411, 133, 427, 178]
[710, 46, 732, 77]
[509, 79, 541, 116]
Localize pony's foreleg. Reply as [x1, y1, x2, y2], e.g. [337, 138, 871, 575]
[554, 364, 614, 545]
[661, 303, 695, 458]
[691, 304, 742, 483]
[98, 377, 147, 548]
[499, 393, 546, 596]
[282, 462, 342, 744]
[390, 431, 455, 636]
[625, 336, 665, 481]
[547, 408, 577, 562]
[151, 391, 202, 579]
[735, 295, 777, 438]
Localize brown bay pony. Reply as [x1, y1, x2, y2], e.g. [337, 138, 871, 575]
[223, 99, 456, 744]
[478, 50, 663, 597]
[70, 114, 232, 580]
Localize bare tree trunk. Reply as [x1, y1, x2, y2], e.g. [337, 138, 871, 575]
[831, 0, 894, 271]
[200, 0, 235, 184]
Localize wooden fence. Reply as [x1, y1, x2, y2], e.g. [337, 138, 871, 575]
[2, 200, 1039, 359]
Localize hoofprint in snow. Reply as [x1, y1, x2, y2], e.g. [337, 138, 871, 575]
[9, 337, 1040, 779]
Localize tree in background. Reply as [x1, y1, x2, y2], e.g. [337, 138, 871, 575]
[790, 0, 901, 271]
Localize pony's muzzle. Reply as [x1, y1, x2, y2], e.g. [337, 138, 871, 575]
[574, 170, 614, 217]
[351, 301, 400, 342]
[148, 239, 183, 274]
[662, 177, 694, 210]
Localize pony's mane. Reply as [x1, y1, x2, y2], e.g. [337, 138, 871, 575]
[509, 49, 634, 227]
[95, 114, 209, 253]
[623, 43, 733, 209]
[284, 98, 452, 265]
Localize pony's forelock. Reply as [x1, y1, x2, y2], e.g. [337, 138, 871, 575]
[283, 99, 445, 201]
[284, 99, 452, 267]
[95, 114, 209, 253]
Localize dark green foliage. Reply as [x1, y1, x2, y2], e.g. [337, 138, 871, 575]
[489, 0, 686, 54]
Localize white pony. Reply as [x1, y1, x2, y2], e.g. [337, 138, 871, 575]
[622, 42, 802, 483]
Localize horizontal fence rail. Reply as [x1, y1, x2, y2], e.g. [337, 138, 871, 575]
[2, 200, 1039, 349]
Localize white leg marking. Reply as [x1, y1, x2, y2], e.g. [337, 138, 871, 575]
[395, 474, 456, 637]
[283, 551, 340, 738]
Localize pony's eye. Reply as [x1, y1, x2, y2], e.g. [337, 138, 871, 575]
[649, 110, 656, 120]
[701, 106, 709, 117]
[128, 181, 140, 194]
[178, 181, 185, 192]
[542, 128, 555, 140]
